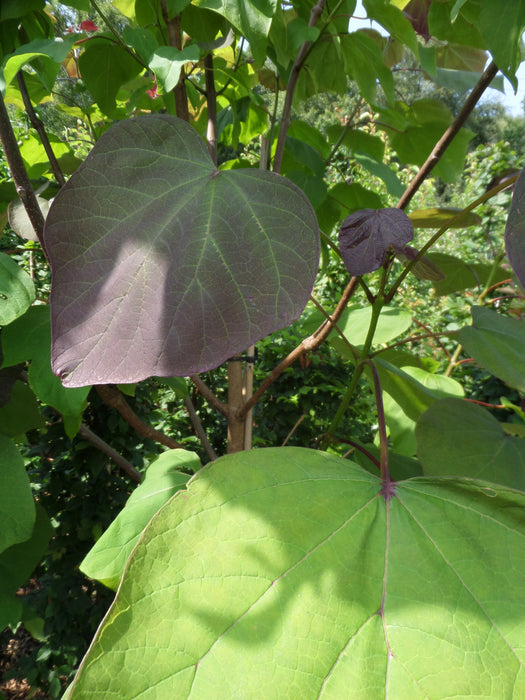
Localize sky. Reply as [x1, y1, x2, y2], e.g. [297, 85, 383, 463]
[350, 1, 524, 116]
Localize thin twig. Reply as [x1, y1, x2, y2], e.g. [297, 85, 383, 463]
[273, 0, 327, 173]
[190, 374, 228, 416]
[95, 384, 183, 449]
[396, 60, 499, 210]
[237, 276, 359, 419]
[183, 395, 217, 461]
[0, 91, 48, 257]
[78, 423, 142, 482]
[282, 414, 306, 446]
[17, 71, 66, 187]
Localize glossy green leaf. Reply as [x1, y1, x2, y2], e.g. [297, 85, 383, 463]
[0, 252, 35, 325]
[416, 397, 525, 490]
[69, 447, 525, 697]
[0, 381, 44, 436]
[1, 306, 90, 434]
[505, 166, 525, 289]
[18, 132, 80, 179]
[389, 124, 474, 182]
[194, 0, 278, 65]
[374, 359, 439, 422]
[426, 252, 510, 295]
[352, 152, 405, 197]
[149, 45, 200, 92]
[81, 449, 195, 590]
[78, 38, 143, 115]
[329, 305, 413, 358]
[408, 207, 481, 229]
[345, 31, 395, 105]
[458, 306, 525, 393]
[0, 504, 53, 630]
[1, 37, 77, 93]
[326, 126, 385, 162]
[479, 0, 525, 88]
[0, 435, 35, 554]
[383, 367, 464, 456]
[363, 0, 419, 54]
[43, 115, 319, 386]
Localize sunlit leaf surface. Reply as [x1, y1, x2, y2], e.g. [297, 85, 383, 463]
[69, 448, 525, 699]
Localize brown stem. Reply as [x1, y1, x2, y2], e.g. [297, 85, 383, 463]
[183, 395, 217, 461]
[0, 91, 48, 257]
[161, 1, 189, 121]
[190, 374, 228, 416]
[16, 71, 66, 187]
[397, 60, 499, 210]
[204, 53, 217, 166]
[78, 423, 142, 482]
[273, 0, 327, 173]
[237, 276, 359, 419]
[227, 358, 245, 453]
[95, 384, 183, 450]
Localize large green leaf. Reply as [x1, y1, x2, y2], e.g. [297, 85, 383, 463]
[382, 367, 464, 456]
[194, 0, 278, 65]
[43, 115, 319, 387]
[78, 38, 144, 115]
[1, 306, 90, 435]
[69, 447, 525, 697]
[458, 306, 525, 393]
[479, 0, 525, 88]
[329, 305, 412, 359]
[416, 397, 525, 490]
[1, 37, 77, 93]
[426, 252, 510, 295]
[0, 380, 43, 436]
[80, 449, 195, 590]
[0, 435, 35, 554]
[0, 252, 35, 325]
[0, 504, 53, 630]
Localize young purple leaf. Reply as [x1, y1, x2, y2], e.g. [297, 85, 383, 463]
[338, 208, 414, 276]
[505, 167, 525, 290]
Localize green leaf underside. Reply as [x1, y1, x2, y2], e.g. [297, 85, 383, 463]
[43, 115, 319, 386]
[458, 306, 525, 393]
[416, 397, 525, 491]
[80, 449, 194, 590]
[70, 448, 525, 698]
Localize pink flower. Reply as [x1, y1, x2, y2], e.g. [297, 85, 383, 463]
[80, 20, 99, 32]
[147, 81, 158, 99]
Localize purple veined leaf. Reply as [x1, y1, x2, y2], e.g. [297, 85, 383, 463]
[338, 208, 414, 276]
[43, 115, 319, 387]
[505, 166, 525, 290]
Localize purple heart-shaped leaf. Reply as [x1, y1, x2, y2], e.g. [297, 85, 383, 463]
[338, 208, 414, 276]
[505, 166, 525, 290]
[43, 115, 319, 386]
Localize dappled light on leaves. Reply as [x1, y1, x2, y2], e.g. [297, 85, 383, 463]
[68, 448, 525, 698]
[43, 115, 319, 386]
